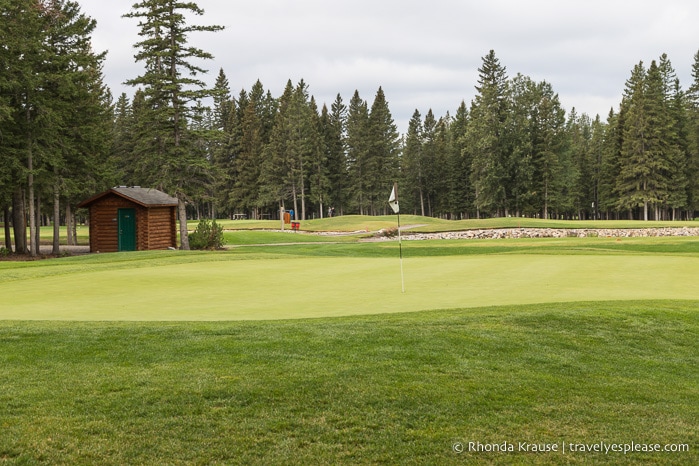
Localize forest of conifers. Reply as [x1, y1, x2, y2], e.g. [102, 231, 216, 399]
[3, 1, 699, 253]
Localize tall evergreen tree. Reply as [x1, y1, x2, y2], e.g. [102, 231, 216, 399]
[531, 81, 567, 218]
[365, 87, 399, 214]
[617, 62, 653, 219]
[421, 109, 438, 216]
[321, 94, 348, 215]
[346, 90, 370, 214]
[505, 74, 537, 216]
[401, 109, 424, 214]
[1, 0, 108, 255]
[233, 82, 269, 218]
[467, 50, 510, 217]
[687, 50, 699, 216]
[308, 96, 329, 218]
[430, 115, 451, 216]
[588, 115, 607, 219]
[599, 108, 623, 218]
[659, 55, 689, 219]
[124, 0, 223, 249]
[41, 0, 112, 252]
[448, 101, 472, 218]
[209, 68, 232, 217]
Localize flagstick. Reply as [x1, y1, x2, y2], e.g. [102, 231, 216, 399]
[389, 182, 405, 293]
[397, 210, 405, 293]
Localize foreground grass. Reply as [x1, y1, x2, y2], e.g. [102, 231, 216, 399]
[1, 301, 697, 464]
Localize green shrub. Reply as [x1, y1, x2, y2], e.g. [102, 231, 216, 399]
[189, 219, 225, 250]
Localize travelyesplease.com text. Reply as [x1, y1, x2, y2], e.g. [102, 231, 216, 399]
[453, 440, 690, 455]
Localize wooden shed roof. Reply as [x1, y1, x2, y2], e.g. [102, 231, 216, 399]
[78, 187, 179, 208]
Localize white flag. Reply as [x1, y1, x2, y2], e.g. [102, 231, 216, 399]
[388, 184, 399, 213]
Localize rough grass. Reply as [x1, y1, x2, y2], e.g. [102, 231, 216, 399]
[1, 301, 697, 464]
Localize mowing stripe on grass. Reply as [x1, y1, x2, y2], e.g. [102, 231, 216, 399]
[2, 254, 699, 320]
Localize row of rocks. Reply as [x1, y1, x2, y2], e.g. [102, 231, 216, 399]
[385, 227, 699, 241]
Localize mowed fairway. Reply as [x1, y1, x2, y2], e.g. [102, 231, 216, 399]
[2, 237, 699, 319]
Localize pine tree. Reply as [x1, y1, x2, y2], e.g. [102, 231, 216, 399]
[467, 50, 510, 217]
[321, 94, 348, 215]
[366, 87, 399, 215]
[659, 55, 688, 219]
[448, 101, 472, 218]
[2, 0, 48, 254]
[565, 110, 593, 219]
[588, 115, 607, 219]
[617, 62, 652, 219]
[41, 0, 112, 251]
[505, 74, 537, 216]
[421, 109, 438, 216]
[600, 108, 623, 218]
[401, 109, 424, 214]
[308, 96, 329, 218]
[124, 0, 223, 249]
[233, 82, 269, 218]
[531, 81, 567, 218]
[431, 116, 451, 216]
[0, 0, 108, 255]
[687, 50, 699, 216]
[209, 69, 233, 217]
[346, 90, 370, 214]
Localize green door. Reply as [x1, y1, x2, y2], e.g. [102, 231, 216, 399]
[118, 208, 137, 251]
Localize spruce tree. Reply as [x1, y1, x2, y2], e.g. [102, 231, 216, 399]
[307, 96, 329, 218]
[589, 115, 607, 219]
[366, 87, 399, 215]
[346, 90, 370, 214]
[401, 109, 424, 214]
[448, 101, 472, 218]
[505, 74, 537, 216]
[687, 50, 699, 216]
[659, 55, 689, 219]
[467, 50, 510, 217]
[124, 0, 223, 249]
[600, 108, 623, 218]
[421, 109, 438, 216]
[531, 81, 567, 219]
[1, 0, 108, 255]
[322, 94, 348, 215]
[233, 82, 269, 218]
[617, 62, 650, 218]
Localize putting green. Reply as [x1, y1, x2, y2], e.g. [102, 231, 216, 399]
[2, 254, 699, 320]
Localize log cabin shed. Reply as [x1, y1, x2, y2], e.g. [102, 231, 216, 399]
[78, 186, 179, 253]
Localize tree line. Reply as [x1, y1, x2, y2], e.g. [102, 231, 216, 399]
[3, 1, 699, 254]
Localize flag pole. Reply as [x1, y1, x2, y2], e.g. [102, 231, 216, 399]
[398, 207, 404, 293]
[389, 182, 405, 293]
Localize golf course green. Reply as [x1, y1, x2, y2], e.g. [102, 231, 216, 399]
[2, 248, 699, 320]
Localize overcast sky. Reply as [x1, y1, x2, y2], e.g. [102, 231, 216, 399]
[81, 0, 699, 132]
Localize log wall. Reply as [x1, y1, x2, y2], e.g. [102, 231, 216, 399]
[87, 193, 176, 252]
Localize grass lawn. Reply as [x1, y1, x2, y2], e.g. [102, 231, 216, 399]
[1, 231, 698, 463]
[2, 236, 699, 320]
[207, 215, 699, 233]
[0, 302, 697, 464]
